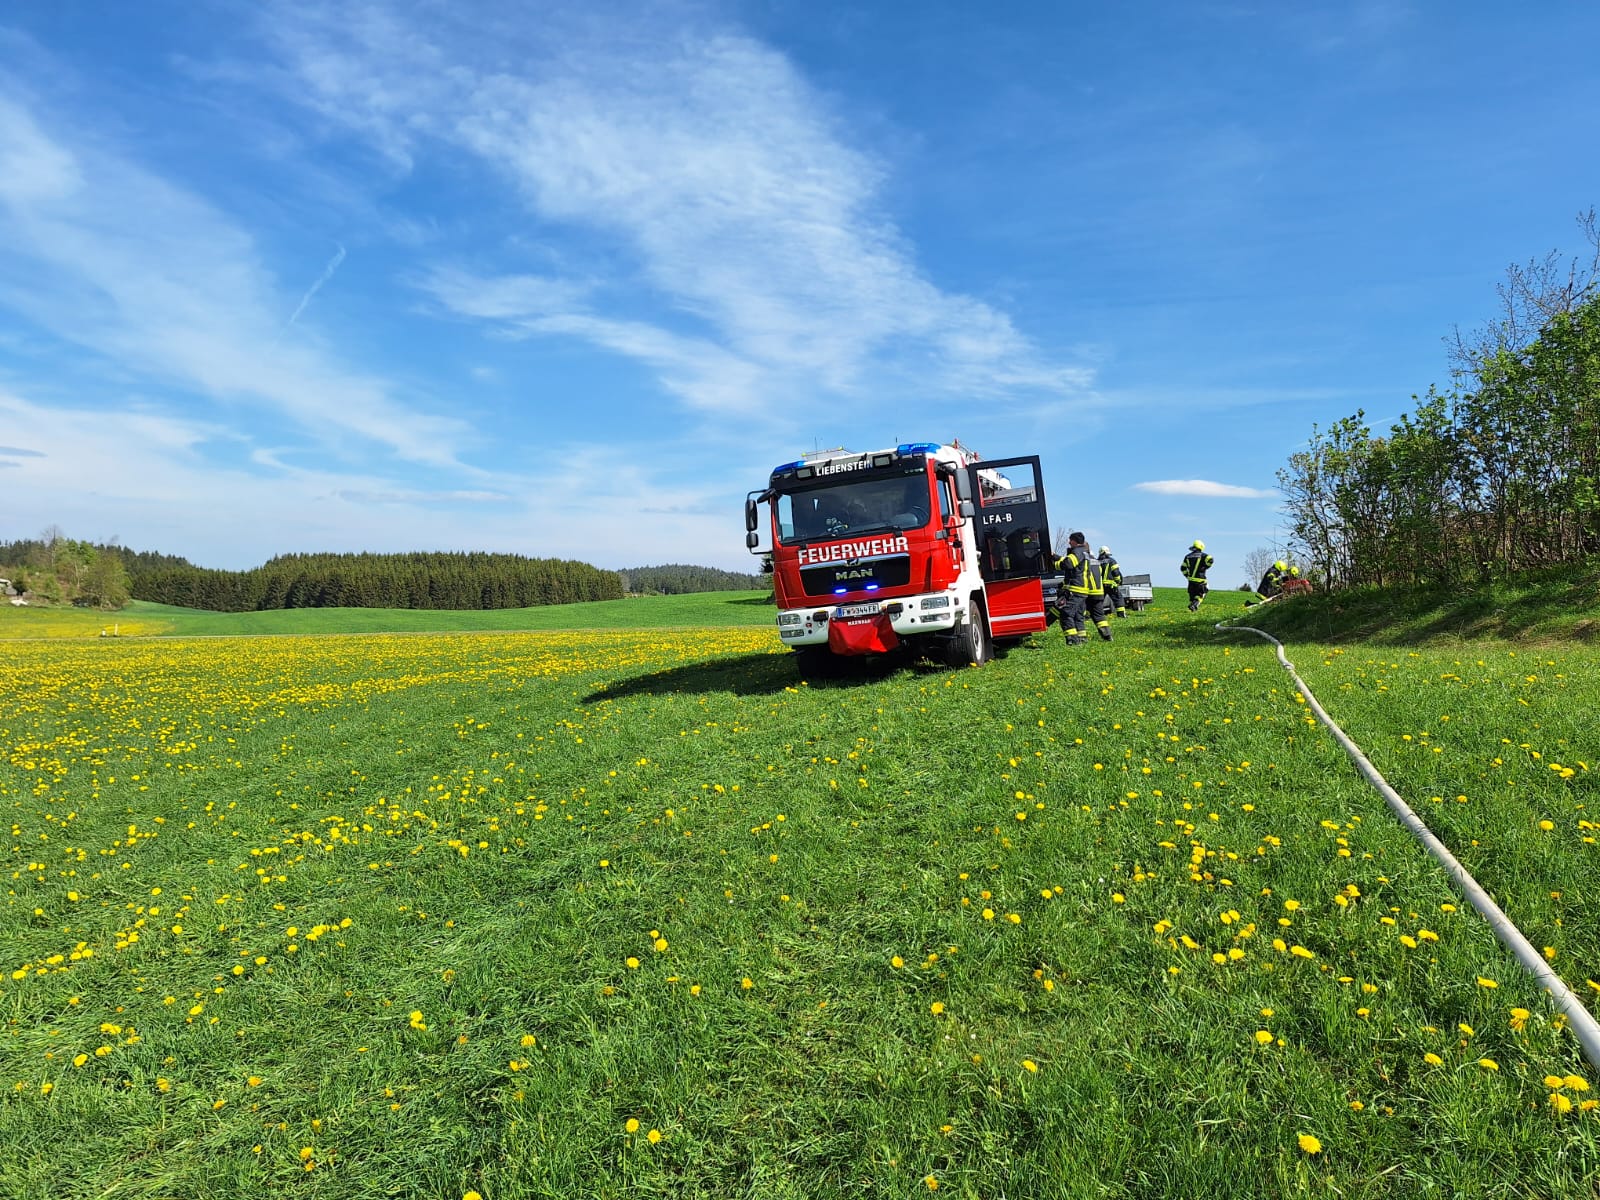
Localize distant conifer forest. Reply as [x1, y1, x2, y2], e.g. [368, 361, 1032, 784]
[1, 537, 763, 612]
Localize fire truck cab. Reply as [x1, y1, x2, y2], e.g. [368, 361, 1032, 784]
[745, 441, 1053, 673]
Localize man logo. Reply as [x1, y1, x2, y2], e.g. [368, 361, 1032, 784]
[835, 568, 874, 580]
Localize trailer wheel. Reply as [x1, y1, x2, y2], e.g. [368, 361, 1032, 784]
[946, 600, 992, 668]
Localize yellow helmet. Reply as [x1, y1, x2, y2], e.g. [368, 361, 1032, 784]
[1191, 540, 1205, 551]
[1288, 565, 1300, 576]
[1274, 560, 1286, 570]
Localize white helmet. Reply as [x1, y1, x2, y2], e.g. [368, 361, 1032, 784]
[1098, 545, 1111, 556]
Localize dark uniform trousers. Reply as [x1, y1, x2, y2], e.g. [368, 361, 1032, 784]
[1057, 549, 1112, 645]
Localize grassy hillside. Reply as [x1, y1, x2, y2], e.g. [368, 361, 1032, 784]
[7, 557, 1592, 644]
[1220, 560, 1600, 645]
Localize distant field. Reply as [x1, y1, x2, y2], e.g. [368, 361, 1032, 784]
[0, 591, 778, 638]
[5, 590, 1599, 1198]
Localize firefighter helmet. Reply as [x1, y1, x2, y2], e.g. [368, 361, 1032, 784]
[1191, 540, 1205, 551]
[1274, 560, 1286, 570]
[1099, 545, 1111, 556]
[1288, 565, 1301, 576]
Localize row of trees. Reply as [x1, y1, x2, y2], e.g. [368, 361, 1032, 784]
[132, 551, 625, 611]
[1, 536, 768, 612]
[617, 563, 764, 594]
[1278, 211, 1600, 589]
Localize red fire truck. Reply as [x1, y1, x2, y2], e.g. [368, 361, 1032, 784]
[744, 441, 1054, 674]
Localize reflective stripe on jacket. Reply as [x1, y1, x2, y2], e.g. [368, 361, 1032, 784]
[1059, 547, 1104, 595]
[1098, 554, 1123, 587]
[1181, 550, 1213, 582]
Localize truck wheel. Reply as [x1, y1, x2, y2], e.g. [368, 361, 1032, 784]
[946, 601, 992, 668]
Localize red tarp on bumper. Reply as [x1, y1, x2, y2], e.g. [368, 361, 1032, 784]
[827, 613, 900, 656]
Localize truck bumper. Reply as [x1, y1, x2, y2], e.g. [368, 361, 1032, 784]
[775, 593, 964, 651]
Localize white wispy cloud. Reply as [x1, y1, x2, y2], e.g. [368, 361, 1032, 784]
[0, 90, 467, 467]
[259, 5, 1091, 415]
[1133, 479, 1277, 499]
[0, 387, 764, 570]
[285, 243, 347, 327]
[329, 488, 511, 504]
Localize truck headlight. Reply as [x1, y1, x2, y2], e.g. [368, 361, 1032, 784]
[777, 613, 803, 626]
[920, 596, 951, 610]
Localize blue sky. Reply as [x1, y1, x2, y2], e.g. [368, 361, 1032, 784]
[2, 2, 1597, 587]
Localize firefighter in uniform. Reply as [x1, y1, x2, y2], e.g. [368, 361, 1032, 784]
[1098, 545, 1126, 618]
[1248, 560, 1286, 605]
[1181, 540, 1214, 612]
[1055, 532, 1111, 645]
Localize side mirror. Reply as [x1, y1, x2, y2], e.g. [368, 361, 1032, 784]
[745, 531, 760, 550]
[744, 496, 759, 533]
[958, 499, 974, 518]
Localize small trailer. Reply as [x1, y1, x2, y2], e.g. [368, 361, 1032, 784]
[1120, 573, 1154, 611]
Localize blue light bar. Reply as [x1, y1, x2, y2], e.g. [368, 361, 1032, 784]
[834, 587, 848, 594]
[864, 583, 879, 591]
[896, 442, 940, 456]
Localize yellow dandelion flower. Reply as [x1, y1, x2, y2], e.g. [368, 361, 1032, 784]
[1545, 1075, 1567, 1089]
[647, 1128, 662, 1144]
[1550, 1093, 1573, 1114]
[931, 1002, 945, 1015]
[1424, 1053, 1443, 1066]
[1022, 1059, 1038, 1072]
[891, 956, 904, 969]
[625, 957, 640, 970]
[1478, 1058, 1499, 1071]
[1564, 1075, 1590, 1091]
[741, 977, 754, 990]
[625, 1118, 640, 1134]
[1255, 1031, 1273, 1045]
[1297, 1133, 1322, 1154]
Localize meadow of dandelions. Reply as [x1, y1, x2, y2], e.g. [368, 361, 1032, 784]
[4, 614, 1597, 1198]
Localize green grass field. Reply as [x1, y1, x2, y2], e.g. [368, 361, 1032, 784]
[5, 584, 1599, 1198]
[0, 592, 778, 639]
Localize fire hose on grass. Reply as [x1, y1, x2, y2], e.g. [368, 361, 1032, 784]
[1214, 618, 1600, 1070]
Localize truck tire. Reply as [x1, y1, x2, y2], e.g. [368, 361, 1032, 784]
[946, 601, 992, 668]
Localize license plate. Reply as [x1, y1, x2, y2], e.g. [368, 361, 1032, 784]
[836, 602, 882, 618]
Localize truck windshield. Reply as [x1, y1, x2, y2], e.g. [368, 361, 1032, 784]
[776, 471, 933, 543]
